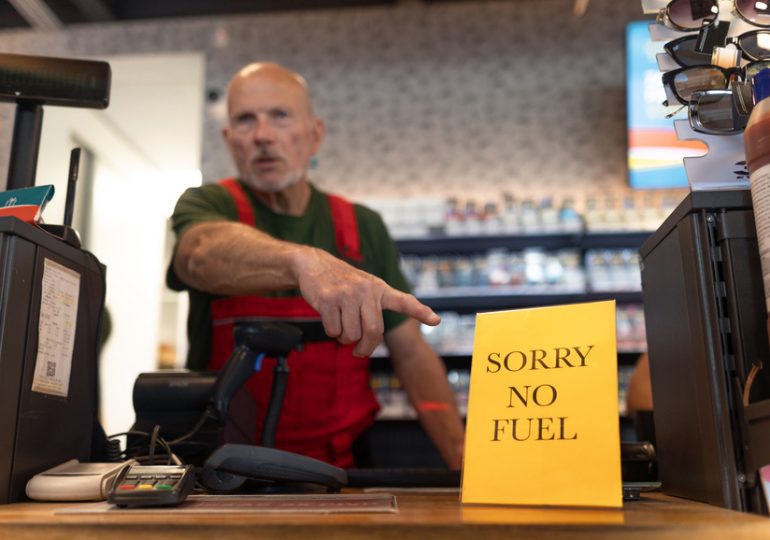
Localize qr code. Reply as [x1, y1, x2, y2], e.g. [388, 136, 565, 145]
[46, 361, 56, 377]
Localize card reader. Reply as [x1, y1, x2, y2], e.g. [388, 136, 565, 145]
[107, 464, 195, 508]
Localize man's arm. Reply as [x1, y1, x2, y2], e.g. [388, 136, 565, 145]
[174, 221, 439, 356]
[385, 319, 465, 469]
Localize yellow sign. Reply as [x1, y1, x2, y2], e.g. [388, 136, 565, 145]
[460, 301, 622, 508]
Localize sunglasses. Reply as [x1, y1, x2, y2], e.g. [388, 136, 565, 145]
[657, 0, 770, 31]
[688, 89, 750, 134]
[662, 61, 770, 104]
[665, 30, 770, 67]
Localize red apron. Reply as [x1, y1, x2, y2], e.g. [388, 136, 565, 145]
[208, 178, 379, 468]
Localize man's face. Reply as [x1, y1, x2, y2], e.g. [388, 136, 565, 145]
[223, 74, 323, 193]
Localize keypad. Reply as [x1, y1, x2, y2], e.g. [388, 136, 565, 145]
[108, 464, 194, 507]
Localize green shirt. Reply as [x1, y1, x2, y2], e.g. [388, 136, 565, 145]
[167, 180, 410, 370]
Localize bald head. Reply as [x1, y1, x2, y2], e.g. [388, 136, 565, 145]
[221, 61, 325, 198]
[227, 62, 315, 117]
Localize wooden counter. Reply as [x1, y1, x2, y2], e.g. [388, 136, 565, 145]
[0, 491, 768, 540]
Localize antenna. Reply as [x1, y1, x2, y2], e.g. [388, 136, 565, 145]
[63, 148, 81, 228]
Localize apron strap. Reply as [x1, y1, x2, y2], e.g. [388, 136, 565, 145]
[219, 178, 256, 227]
[327, 193, 362, 263]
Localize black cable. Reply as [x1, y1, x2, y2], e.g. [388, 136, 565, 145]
[149, 425, 160, 464]
[168, 410, 216, 445]
[108, 428, 177, 465]
[104, 437, 122, 462]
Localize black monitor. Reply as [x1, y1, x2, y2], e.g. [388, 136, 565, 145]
[0, 53, 110, 108]
[0, 53, 111, 191]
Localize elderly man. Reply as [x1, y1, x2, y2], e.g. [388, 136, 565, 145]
[167, 62, 464, 468]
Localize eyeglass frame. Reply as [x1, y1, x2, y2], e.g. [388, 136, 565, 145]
[725, 30, 770, 62]
[662, 61, 770, 105]
[656, 0, 770, 32]
[656, 0, 717, 32]
[664, 30, 770, 67]
[687, 89, 749, 134]
[662, 64, 741, 105]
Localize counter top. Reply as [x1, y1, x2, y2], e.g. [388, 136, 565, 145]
[0, 490, 767, 540]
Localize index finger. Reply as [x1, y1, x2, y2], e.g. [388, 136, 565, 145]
[381, 289, 441, 326]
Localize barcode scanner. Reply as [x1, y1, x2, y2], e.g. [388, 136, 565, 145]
[171, 322, 303, 447]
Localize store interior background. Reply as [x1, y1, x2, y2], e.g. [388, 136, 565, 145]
[0, 0, 655, 434]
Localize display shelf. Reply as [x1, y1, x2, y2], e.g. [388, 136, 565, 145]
[415, 283, 588, 298]
[416, 290, 643, 312]
[397, 230, 648, 311]
[579, 231, 653, 249]
[395, 230, 653, 255]
[371, 350, 644, 371]
[395, 232, 581, 255]
[370, 355, 471, 372]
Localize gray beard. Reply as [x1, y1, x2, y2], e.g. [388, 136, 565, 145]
[243, 168, 305, 193]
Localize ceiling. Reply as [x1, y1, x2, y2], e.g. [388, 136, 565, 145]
[0, 0, 497, 30]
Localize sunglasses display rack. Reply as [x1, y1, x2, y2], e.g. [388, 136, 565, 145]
[643, 0, 759, 190]
[673, 119, 748, 188]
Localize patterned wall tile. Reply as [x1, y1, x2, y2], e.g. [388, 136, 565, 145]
[0, 0, 645, 203]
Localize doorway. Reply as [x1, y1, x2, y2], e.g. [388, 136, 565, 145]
[36, 52, 204, 434]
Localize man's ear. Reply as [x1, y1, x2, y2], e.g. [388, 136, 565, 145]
[311, 118, 325, 154]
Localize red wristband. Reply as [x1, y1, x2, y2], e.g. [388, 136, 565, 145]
[416, 401, 451, 412]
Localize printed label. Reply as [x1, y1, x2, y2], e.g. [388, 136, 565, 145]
[31, 258, 81, 398]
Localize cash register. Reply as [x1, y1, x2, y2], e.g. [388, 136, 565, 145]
[0, 52, 111, 504]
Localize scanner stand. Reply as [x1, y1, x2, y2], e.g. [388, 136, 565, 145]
[196, 323, 349, 493]
[200, 444, 347, 493]
[151, 322, 346, 493]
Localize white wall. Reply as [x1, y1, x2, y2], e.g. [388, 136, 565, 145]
[36, 52, 204, 434]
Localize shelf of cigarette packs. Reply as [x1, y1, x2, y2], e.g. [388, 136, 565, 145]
[364, 192, 675, 421]
[369, 192, 684, 312]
